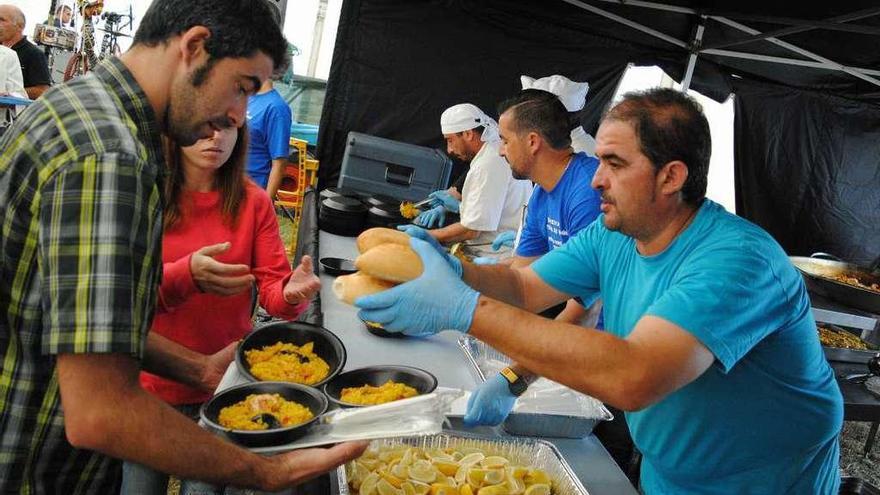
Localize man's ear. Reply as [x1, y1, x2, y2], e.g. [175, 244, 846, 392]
[527, 131, 542, 155]
[178, 26, 211, 67]
[657, 160, 689, 197]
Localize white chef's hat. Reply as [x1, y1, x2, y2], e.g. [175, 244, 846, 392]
[440, 103, 499, 142]
[520, 74, 590, 112]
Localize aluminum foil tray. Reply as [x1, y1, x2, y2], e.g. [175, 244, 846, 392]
[337, 431, 590, 494]
[458, 336, 612, 438]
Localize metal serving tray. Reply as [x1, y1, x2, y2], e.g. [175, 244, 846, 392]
[336, 431, 590, 495]
[458, 336, 612, 438]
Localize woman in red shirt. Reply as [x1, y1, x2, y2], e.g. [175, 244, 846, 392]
[122, 125, 319, 494]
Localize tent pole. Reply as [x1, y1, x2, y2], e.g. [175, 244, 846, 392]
[560, 0, 687, 48]
[681, 16, 707, 92]
[710, 16, 880, 88]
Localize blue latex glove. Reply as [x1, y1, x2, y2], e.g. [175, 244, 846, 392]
[472, 256, 499, 266]
[355, 237, 479, 336]
[414, 205, 446, 228]
[492, 230, 516, 251]
[428, 190, 460, 213]
[463, 373, 517, 426]
[397, 224, 462, 277]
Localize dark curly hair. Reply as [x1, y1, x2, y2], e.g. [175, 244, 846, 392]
[133, 0, 289, 76]
[603, 88, 711, 206]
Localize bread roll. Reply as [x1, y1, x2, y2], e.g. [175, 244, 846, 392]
[356, 227, 410, 254]
[355, 243, 423, 283]
[332, 272, 395, 305]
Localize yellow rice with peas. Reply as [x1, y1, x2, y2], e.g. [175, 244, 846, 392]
[245, 341, 330, 384]
[340, 380, 419, 405]
[218, 393, 313, 430]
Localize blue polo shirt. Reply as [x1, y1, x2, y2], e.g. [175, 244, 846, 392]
[516, 152, 601, 257]
[245, 89, 291, 189]
[532, 200, 843, 494]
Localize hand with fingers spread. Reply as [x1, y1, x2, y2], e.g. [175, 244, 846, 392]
[282, 255, 321, 305]
[397, 224, 463, 276]
[355, 237, 479, 337]
[190, 242, 255, 296]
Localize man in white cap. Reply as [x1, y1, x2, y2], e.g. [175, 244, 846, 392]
[411, 103, 532, 257]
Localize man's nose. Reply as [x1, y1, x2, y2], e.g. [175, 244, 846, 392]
[591, 163, 606, 190]
[228, 99, 247, 128]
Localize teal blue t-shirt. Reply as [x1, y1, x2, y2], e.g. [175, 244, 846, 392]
[532, 200, 842, 494]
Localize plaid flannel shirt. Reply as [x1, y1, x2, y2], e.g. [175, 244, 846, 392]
[0, 57, 164, 494]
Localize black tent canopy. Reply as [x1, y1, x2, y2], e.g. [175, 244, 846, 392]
[316, 0, 880, 265]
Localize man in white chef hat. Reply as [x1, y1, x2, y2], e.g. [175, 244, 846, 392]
[521, 73, 596, 156]
[410, 103, 532, 258]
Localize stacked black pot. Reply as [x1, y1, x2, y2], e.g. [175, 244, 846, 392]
[319, 188, 368, 236]
[364, 194, 406, 229]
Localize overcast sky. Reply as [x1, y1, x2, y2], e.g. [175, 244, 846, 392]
[7, 0, 341, 79]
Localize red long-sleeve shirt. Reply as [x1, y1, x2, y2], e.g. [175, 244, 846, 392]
[140, 181, 307, 405]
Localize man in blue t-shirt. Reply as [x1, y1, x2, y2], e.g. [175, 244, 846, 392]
[245, 76, 291, 200]
[356, 88, 843, 493]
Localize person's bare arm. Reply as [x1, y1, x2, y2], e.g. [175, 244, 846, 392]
[429, 222, 480, 244]
[461, 262, 568, 313]
[142, 332, 235, 392]
[508, 255, 539, 270]
[58, 353, 367, 491]
[266, 158, 286, 201]
[25, 84, 49, 99]
[468, 291, 714, 411]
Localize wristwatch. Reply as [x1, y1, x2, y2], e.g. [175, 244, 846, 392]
[500, 367, 529, 396]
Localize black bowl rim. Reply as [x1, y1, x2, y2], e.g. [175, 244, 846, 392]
[319, 257, 357, 275]
[200, 381, 329, 435]
[322, 365, 439, 408]
[235, 322, 347, 387]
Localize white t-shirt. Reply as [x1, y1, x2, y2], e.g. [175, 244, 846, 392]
[0, 45, 25, 98]
[459, 140, 532, 256]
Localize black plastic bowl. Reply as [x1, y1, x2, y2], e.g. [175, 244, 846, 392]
[201, 381, 328, 448]
[319, 257, 357, 276]
[236, 322, 347, 387]
[323, 365, 438, 408]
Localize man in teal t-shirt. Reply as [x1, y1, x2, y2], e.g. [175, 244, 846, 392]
[355, 88, 843, 493]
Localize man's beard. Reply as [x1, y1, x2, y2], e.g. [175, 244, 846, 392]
[165, 64, 231, 146]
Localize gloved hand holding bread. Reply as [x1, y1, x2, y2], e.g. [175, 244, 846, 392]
[333, 227, 480, 336]
[333, 227, 424, 304]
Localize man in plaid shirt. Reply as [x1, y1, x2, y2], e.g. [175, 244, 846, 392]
[0, 1, 365, 493]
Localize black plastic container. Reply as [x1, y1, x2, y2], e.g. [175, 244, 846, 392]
[364, 194, 400, 208]
[236, 322, 347, 388]
[319, 196, 367, 236]
[322, 365, 438, 408]
[201, 381, 328, 448]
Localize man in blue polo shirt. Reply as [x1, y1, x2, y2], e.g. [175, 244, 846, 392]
[246, 74, 291, 200]
[357, 88, 843, 493]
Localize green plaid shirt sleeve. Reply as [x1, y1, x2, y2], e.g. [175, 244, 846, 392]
[39, 151, 162, 356]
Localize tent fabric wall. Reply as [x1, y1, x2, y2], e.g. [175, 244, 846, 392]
[316, 0, 648, 187]
[734, 79, 880, 265]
